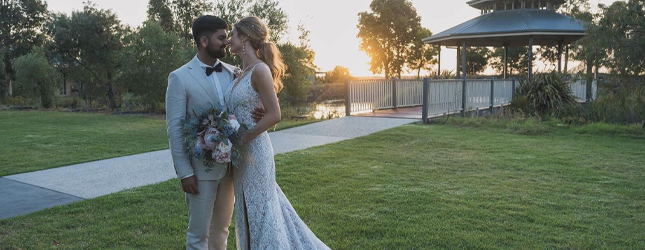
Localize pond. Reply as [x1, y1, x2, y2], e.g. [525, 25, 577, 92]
[311, 100, 346, 119]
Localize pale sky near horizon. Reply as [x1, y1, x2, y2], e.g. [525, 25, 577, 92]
[47, 0, 618, 77]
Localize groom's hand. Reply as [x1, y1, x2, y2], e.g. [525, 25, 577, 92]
[251, 107, 266, 123]
[181, 176, 199, 194]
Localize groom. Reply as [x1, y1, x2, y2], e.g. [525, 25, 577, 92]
[166, 15, 263, 250]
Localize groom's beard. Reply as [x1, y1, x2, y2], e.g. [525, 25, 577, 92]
[205, 42, 227, 59]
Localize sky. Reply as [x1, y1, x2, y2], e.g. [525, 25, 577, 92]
[47, 0, 619, 77]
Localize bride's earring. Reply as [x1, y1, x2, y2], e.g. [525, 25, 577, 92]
[242, 42, 246, 56]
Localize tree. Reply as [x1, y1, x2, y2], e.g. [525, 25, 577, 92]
[465, 47, 490, 75]
[118, 21, 184, 111]
[489, 46, 529, 76]
[47, 2, 126, 109]
[277, 24, 316, 104]
[278, 43, 314, 104]
[248, 0, 289, 43]
[533, 0, 595, 73]
[325, 66, 352, 83]
[147, 0, 175, 32]
[556, 0, 602, 80]
[213, 0, 247, 27]
[172, 0, 212, 41]
[357, 0, 422, 78]
[408, 27, 437, 78]
[0, 0, 48, 99]
[590, 1, 645, 76]
[13, 48, 61, 108]
[536, 46, 560, 71]
[0, 48, 4, 88]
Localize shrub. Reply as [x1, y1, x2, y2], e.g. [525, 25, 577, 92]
[432, 109, 551, 135]
[56, 97, 85, 110]
[515, 72, 578, 116]
[13, 48, 61, 109]
[556, 78, 644, 125]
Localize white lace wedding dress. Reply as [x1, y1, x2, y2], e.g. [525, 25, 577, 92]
[225, 64, 330, 250]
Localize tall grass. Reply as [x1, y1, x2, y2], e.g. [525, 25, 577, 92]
[558, 83, 645, 125]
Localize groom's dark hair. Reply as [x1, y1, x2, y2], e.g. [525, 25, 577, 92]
[192, 15, 229, 48]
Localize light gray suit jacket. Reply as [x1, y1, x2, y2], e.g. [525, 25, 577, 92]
[166, 56, 238, 181]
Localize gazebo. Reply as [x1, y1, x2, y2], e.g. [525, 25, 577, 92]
[343, 0, 594, 121]
[423, 0, 587, 81]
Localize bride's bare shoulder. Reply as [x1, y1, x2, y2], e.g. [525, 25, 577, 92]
[251, 63, 272, 81]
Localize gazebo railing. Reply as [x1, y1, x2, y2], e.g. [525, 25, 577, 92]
[425, 79, 463, 116]
[569, 78, 598, 101]
[493, 80, 515, 106]
[345, 77, 597, 120]
[421, 79, 518, 119]
[466, 79, 493, 110]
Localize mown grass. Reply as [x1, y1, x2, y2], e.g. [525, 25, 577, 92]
[0, 111, 169, 177]
[433, 113, 645, 139]
[1, 124, 643, 249]
[0, 110, 319, 176]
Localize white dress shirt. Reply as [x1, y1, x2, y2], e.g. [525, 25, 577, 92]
[195, 55, 233, 106]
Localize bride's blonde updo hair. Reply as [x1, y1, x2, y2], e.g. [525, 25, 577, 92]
[234, 16, 285, 93]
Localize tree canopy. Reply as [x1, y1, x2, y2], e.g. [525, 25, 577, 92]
[357, 0, 423, 78]
[0, 0, 48, 99]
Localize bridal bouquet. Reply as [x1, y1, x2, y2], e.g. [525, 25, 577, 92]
[181, 104, 249, 171]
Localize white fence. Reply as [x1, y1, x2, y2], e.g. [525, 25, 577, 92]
[493, 80, 515, 106]
[396, 80, 424, 107]
[569, 78, 598, 101]
[345, 78, 597, 120]
[426, 79, 463, 116]
[346, 80, 394, 113]
[345, 79, 423, 113]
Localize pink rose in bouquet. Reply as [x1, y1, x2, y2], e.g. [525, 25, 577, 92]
[203, 128, 220, 150]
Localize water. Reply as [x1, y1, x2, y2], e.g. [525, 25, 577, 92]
[311, 100, 345, 119]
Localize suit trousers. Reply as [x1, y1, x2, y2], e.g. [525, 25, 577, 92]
[185, 167, 235, 250]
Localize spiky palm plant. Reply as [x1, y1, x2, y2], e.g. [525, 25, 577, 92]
[515, 72, 578, 115]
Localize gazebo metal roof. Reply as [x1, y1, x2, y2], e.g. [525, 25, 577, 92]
[466, 0, 566, 9]
[423, 9, 586, 47]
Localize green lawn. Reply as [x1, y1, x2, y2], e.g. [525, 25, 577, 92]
[0, 111, 319, 176]
[0, 111, 169, 176]
[1, 124, 644, 249]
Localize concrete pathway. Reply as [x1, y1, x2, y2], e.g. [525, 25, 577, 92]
[0, 116, 417, 220]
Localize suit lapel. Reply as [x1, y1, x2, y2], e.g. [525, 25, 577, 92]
[187, 57, 218, 104]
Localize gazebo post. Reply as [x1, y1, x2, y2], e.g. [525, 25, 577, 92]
[503, 44, 508, 79]
[528, 35, 534, 81]
[462, 40, 467, 116]
[564, 44, 569, 74]
[456, 45, 461, 79]
[557, 40, 563, 73]
[437, 45, 442, 78]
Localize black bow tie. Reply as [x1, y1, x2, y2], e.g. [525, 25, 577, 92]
[205, 63, 223, 76]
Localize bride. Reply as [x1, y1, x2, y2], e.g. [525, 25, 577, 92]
[224, 16, 331, 250]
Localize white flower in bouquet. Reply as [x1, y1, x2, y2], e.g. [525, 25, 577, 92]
[214, 151, 231, 164]
[228, 115, 241, 131]
[217, 141, 232, 153]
